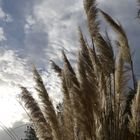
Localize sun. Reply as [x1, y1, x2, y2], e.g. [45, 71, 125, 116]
[0, 85, 25, 128]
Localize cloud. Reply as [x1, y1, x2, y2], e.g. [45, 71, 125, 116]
[25, 0, 140, 70]
[0, 0, 139, 133]
[0, 27, 6, 41]
[24, 15, 36, 32]
[0, 120, 30, 140]
[24, 0, 85, 64]
[0, 0, 139, 67]
[0, 7, 12, 22]
[0, 48, 34, 127]
[0, 47, 62, 128]
[0, 48, 32, 86]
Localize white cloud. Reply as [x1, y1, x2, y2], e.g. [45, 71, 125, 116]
[0, 48, 62, 127]
[26, 0, 139, 65]
[0, 49, 33, 87]
[0, 27, 6, 41]
[0, 85, 24, 127]
[0, 49, 34, 127]
[25, 15, 36, 32]
[25, 0, 85, 62]
[0, 7, 5, 19]
[0, 0, 140, 131]
[41, 67, 62, 105]
[0, 7, 12, 22]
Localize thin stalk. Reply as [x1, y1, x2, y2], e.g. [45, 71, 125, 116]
[113, 72, 117, 140]
[130, 58, 136, 91]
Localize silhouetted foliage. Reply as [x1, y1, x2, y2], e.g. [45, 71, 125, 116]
[21, 125, 38, 140]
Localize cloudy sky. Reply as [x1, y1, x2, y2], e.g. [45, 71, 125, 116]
[0, 0, 139, 139]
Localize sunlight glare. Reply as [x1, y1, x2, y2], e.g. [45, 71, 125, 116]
[0, 85, 25, 128]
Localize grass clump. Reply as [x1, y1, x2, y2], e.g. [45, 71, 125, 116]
[20, 0, 140, 140]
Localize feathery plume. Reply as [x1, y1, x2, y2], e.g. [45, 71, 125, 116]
[61, 51, 79, 140]
[84, 0, 99, 38]
[33, 67, 62, 140]
[100, 9, 136, 90]
[19, 0, 139, 139]
[95, 33, 115, 75]
[100, 10, 131, 63]
[50, 58, 74, 140]
[50, 60, 62, 77]
[129, 81, 140, 137]
[20, 87, 52, 140]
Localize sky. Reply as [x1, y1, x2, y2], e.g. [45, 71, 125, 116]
[0, 0, 139, 139]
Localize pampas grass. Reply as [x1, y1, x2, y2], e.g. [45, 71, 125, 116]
[20, 87, 52, 140]
[20, 0, 140, 140]
[33, 67, 62, 140]
[129, 81, 140, 137]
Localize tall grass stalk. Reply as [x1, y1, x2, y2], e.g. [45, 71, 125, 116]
[20, 0, 139, 140]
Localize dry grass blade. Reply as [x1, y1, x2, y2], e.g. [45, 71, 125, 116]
[78, 27, 94, 70]
[100, 10, 125, 36]
[33, 67, 62, 140]
[62, 51, 76, 76]
[114, 49, 132, 139]
[84, 1, 115, 75]
[100, 9, 131, 63]
[50, 60, 62, 77]
[84, 0, 100, 39]
[77, 48, 103, 139]
[137, 0, 140, 18]
[50, 57, 74, 140]
[50, 58, 74, 139]
[100, 9, 136, 90]
[61, 52, 80, 139]
[115, 50, 124, 100]
[19, 0, 140, 140]
[20, 87, 52, 140]
[129, 81, 140, 137]
[78, 29, 101, 115]
[96, 33, 114, 75]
